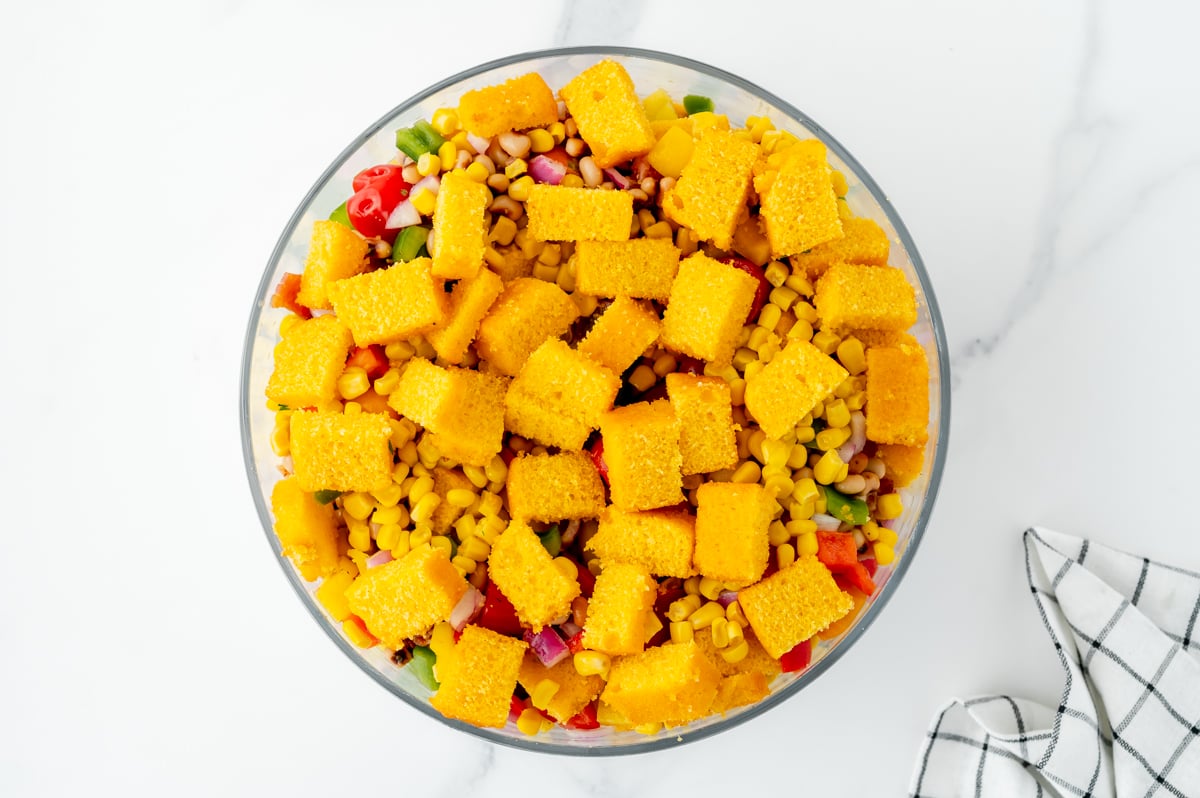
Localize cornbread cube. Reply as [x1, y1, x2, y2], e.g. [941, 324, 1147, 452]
[660, 253, 759, 365]
[600, 640, 721, 726]
[297, 219, 370, 310]
[865, 343, 929, 446]
[574, 238, 680, 300]
[661, 129, 759, 250]
[665, 373, 738, 475]
[430, 467, 474, 533]
[265, 314, 353, 409]
[345, 545, 469, 649]
[577, 297, 661, 375]
[506, 451, 606, 523]
[761, 139, 843, 258]
[430, 625, 527, 728]
[692, 482, 772, 586]
[693, 627, 781, 680]
[474, 277, 579, 376]
[388, 359, 508, 467]
[876, 443, 925, 487]
[846, 329, 917, 350]
[559, 59, 655, 168]
[488, 520, 581, 630]
[525, 185, 633, 242]
[814, 263, 917, 332]
[504, 339, 620, 450]
[270, 476, 340, 581]
[427, 268, 504, 364]
[599, 400, 683, 511]
[326, 259, 447, 346]
[456, 72, 558, 138]
[587, 506, 695, 578]
[582, 562, 657, 655]
[517, 652, 604, 723]
[744, 339, 849, 440]
[289, 410, 393, 492]
[431, 171, 492, 281]
[708, 672, 771, 715]
[739, 556, 854, 659]
[790, 217, 891, 277]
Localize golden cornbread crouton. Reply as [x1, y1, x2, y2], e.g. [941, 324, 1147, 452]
[587, 506, 695, 578]
[660, 253, 759, 365]
[345, 545, 468, 650]
[665, 373, 738, 475]
[506, 451, 606, 523]
[847, 328, 917, 350]
[289, 410, 393, 492]
[693, 626, 781, 680]
[297, 219, 370, 310]
[599, 400, 683, 512]
[600, 640, 721, 726]
[525, 185, 634, 242]
[738, 556, 854, 659]
[574, 238, 680, 300]
[577, 297, 661, 375]
[504, 339, 620, 450]
[760, 139, 843, 258]
[744, 339, 849, 440]
[430, 467, 475, 533]
[270, 476, 340, 581]
[865, 343, 929, 446]
[708, 672, 771, 715]
[474, 277, 579, 376]
[517, 652, 604, 723]
[456, 72, 558, 138]
[265, 314, 353, 409]
[389, 358, 508, 467]
[814, 263, 917, 332]
[431, 171, 492, 281]
[488, 520, 581, 630]
[583, 562, 657, 655]
[326, 259, 447, 346]
[662, 129, 760, 250]
[559, 59, 655, 168]
[692, 482, 772, 586]
[431, 625, 526, 728]
[790, 217, 891, 277]
[876, 443, 925, 487]
[427, 267, 504, 364]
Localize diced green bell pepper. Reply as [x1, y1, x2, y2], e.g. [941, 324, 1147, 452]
[394, 119, 446, 161]
[313, 489, 342, 505]
[392, 225, 430, 262]
[683, 94, 714, 115]
[328, 201, 352, 228]
[823, 487, 870, 525]
[538, 525, 562, 558]
[408, 646, 439, 691]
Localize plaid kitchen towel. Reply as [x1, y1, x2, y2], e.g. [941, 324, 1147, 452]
[909, 528, 1200, 797]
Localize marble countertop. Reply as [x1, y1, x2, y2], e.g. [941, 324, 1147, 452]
[4, 1, 1199, 795]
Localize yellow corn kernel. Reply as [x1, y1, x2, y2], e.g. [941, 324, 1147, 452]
[372, 504, 404, 526]
[488, 214, 518, 246]
[710, 617, 731, 648]
[811, 329, 841, 355]
[776, 542, 796, 570]
[764, 261, 789, 287]
[726, 619, 744, 645]
[825, 399, 851, 430]
[460, 464, 488, 490]
[698, 576, 724, 601]
[411, 188, 437, 216]
[410, 525, 434, 548]
[757, 303, 783, 332]
[731, 347, 757, 371]
[528, 128, 554, 153]
[787, 519, 818, 538]
[445, 488, 476, 509]
[688, 600, 725, 630]
[816, 427, 851, 451]
[548, 121, 566, 143]
[408, 475, 435, 506]
[725, 600, 748, 628]
[341, 492, 375, 521]
[342, 617, 376, 648]
[626, 364, 657, 393]
[786, 445, 810, 470]
[768, 520, 790, 547]
[651, 353, 678, 377]
[769, 285, 799, 310]
[813, 450, 846, 485]
[552, 557, 578, 581]
[667, 595, 702, 622]
[505, 158, 528, 180]
[642, 220, 673, 239]
[877, 493, 904, 520]
[453, 512, 477, 539]
[721, 639, 750, 664]
[390, 529, 411, 559]
[478, 491, 504, 518]
[417, 151, 441, 177]
[428, 535, 453, 558]
[684, 575, 702, 595]
[451, 555, 475, 574]
[337, 367, 370, 401]
[410, 493, 442, 525]
[384, 340, 415, 362]
[730, 460, 762, 484]
[435, 140, 457, 172]
[347, 518, 371, 552]
[874, 541, 896, 566]
[878, 525, 899, 547]
[342, 401, 363, 415]
[375, 523, 403, 551]
[791, 476, 821, 506]
[787, 319, 814, 343]
[517, 707, 545, 736]
[484, 455, 508, 484]
[793, 424, 815, 444]
[728, 377, 747, 406]
[431, 107, 459, 136]
[476, 515, 505, 545]
[746, 326, 770, 351]
[669, 620, 694, 644]
[836, 338, 867, 376]
[370, 368, 400, 396]
[573, 650, 611, 679]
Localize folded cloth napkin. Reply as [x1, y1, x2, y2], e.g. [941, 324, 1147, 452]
[909, 528, 1200, 797]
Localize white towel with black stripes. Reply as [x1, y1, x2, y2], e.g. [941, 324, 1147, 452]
[908, 528, 1200, 797]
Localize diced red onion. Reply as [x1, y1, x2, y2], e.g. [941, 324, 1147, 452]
[365, 549, 393, 569]
[528, 155, 566, 185]
[603, 167, 632, 189]
[524, 626, 570, 667]
[465, 132, 491, 155]
[717, 590, 739, 607]
[880, 518, 897, 530]
[449, 586, 484, 632]
[813, 513, 842, 532]
[837, 412, 868, 463]
[385, 199, 420, 229]
[410, 174, 440, 200]
[560, 621, 582, 638]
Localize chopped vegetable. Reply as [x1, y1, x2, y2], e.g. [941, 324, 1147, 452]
[269, 273, 311, 319]
[346, 345, 388, 380]
[523, 626, 570, 667]
[538, 525, 562, 557]
[409, 645, 439, 691]
[823, 487, 870, 525]
[392, 225, 430, 262]
[478, 581, 523, 637]
[328, 201, 352, 228]
[312, 489, 342, 505]
[683, 94, 714, 115]
[394, 119, 446, 161]
[779, 638, 811, 673]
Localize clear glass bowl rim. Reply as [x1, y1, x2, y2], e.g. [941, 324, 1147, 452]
[239, 44, 952, 756]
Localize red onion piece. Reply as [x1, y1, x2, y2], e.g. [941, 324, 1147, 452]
[837, 411, 868, 463]
[409, 174, 441, 201]
[603, 167, 632, 189]
[813, 513, 842, 532]
[465, 132, 491, 155]
[880, 518, 897, 530]
[560, 621, 582, 638]
[528, 155, 566, 185]
[717, 590, 739, 607]
[449, 586, 484, 632]
[385, 199, 420, 230]
[365, 549, 393, 569]
[523, 626, 570, 667]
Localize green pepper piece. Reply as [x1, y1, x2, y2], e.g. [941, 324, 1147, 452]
[392, 226, 430, 262]
[408, 646, 439, 691]
[395, 127, 430, 161]
[328, 201, 352, 228]
[823, 486, 870, 525]
[412, 119, 446, 151]
[538, 525, 562, 558]
[313, 489, 342, 505]
[683, 94, 714, 115]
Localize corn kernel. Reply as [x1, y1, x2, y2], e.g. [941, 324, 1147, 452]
[429, 621, 455, 659]
[529, 677, 561, 711]
[710, 617, 731, 648]
[688, 600, 725, 630]
[517, 707, 544, 736]
[385, 340, 416, 362]
[270, 413, 291, 457]
[411, 188, 437, 216]
[573, 650, 611, 679]
[812, 329, 841, 355]
[816, 427, 851, 451]
[776, 542, 796, 570]
[729, 377, 747, 406]
[764, 261, 789, 287]
[429, 535, 454, 558]
[730, 460, 761, 484]
[464, 161, 489, 183]
[392, 462, 411, 485]
[813, 450, 846, 485]
[488, 215, 518, 247]
[435, 140, 456, 172]
[628, 364, 658, 393]
[390, 529, 411, 559]
[552, 557, 578, 581]
[643, 220, 673, 238]
[725, 600, 747, 628]
[825, 399, 851, 430]
[874, 541, 896, 566]
[431, 107, 459, 136]
[651, 353, 678, 377]
[459, 535, 491, 562]
[667, 595, 702, 622]
[478, 491, 504, 518]
[445, 488, 476, 509]
[726, 619, 744, 645]
[698, 576, 724, 601]
[347, 518, 371, 552]
[410, 493, 442, 525]
[336, 367, 370, 401]
[635, 722, 662, 736]
[720, 639, 750, 664]
[484, 455, 508, 484]
[877, 493, 904, 520]
[768, 520, 790, 547]
[505, 159, 528, 180]
[408, 475, 435, 506]
[878, 525, 899, 547]
[417, 151, 441, 177]
[769, 285, 799, 310]
[528, 128, 554, 153]
[375, 523, 403, 551]
[684, 576, 701, 595]
[341, 492, 374, 521]
[669, 620, 694, 644]
[757, 302, 783, 332]
[372, 505, 404, 526]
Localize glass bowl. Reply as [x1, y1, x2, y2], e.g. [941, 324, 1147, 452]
[240, 46, 950, 755]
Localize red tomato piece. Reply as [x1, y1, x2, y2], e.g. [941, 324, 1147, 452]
[721, 256, 770, 322]
[353, 164, 403, 192]
[574, 560, 596, 599]
[565, 702, 600, 730]
[478, 581, 524, 637]
[347, 166, 412, 238]
[269, 272, 311, 319]
[509, 694, 526, 720]
[347, 186, 388, 238]
[346, 345, 388, 380]
[588, 437, 609, 487]
[565, 630, 586, 654]
[779, 638, 811, 673]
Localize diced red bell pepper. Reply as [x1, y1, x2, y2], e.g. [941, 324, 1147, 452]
[565, 630, 586, 655]
[565, 702, 600, 730]
[270, 272, 311, 319]
[815, 530, 858, 571]
[478, 581, 523, 637]
[720, 256, 770, 323]
[833, 562, 877, 596]
[779, 638, 812, 673]
[346, 345, 388, 380]
[587, 437, 609, 487]
[509, 694, 526, 721]
[861, 557, 878, 578]
[500, 446, 517, 468]
[574, 560, 596, 599]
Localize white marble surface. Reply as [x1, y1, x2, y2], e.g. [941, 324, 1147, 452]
[3, 1, 1200, 795]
